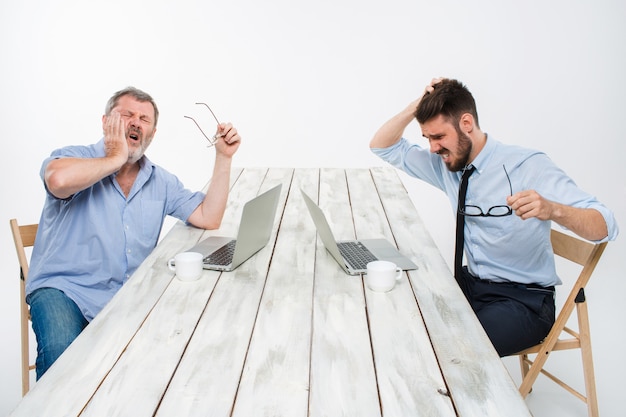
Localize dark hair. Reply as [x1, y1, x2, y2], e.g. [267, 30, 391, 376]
[414, 79, 479, 128]
[105, 86, 159, 126]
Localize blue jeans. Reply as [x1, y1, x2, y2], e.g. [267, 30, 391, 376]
[27, 287, 88, 379]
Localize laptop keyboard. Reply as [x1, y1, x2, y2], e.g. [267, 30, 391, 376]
[337, 241, 378, 270]
[204, 240, 236, 266]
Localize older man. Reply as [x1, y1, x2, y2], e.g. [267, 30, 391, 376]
[26, 87, 241, 378]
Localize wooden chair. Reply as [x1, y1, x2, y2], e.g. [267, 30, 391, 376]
[9, 218, 39, 396]
[516, 229, 607, 417]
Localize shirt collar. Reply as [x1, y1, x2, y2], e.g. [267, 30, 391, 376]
[466, 133, 497, 174]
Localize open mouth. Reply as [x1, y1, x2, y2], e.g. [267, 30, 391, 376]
[128, 130, 140, 142]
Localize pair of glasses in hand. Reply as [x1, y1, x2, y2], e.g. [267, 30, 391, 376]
[458, 164, 513, 217]
[184, 102, 223, 147]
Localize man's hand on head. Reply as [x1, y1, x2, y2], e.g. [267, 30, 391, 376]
[424, 77, 445, 95]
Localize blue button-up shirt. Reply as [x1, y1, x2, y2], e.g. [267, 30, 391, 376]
[372, 135, 618, 287]
[26, 139, 205, 320]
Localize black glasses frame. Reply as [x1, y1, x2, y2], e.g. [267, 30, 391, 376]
[458, 164, 513, 218]
[184, 102, 223, 147]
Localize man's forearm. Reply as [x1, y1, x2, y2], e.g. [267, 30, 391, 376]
[189, 155, 233, 230]
[551, 204, 608, 241]
[44, 156, 125, 199]
[370, 100, 419, 149]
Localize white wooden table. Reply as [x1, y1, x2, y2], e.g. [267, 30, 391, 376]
[10, 167, 531, 417]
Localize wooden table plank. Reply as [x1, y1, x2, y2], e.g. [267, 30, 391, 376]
[370, 167, 531, 417]
[308, 168, 381, 417]
[80, 271, 220, 416]
[347, 168, 456, 416]
[231, 168, 318, 417]
[154, 168, 292, 417]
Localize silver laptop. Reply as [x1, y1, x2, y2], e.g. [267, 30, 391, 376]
[185, 184, 282, 271]
[301, 189, 418, 275]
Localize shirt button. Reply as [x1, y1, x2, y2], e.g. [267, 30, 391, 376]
[127, 249, 132, 253]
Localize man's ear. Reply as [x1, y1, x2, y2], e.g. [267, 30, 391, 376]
[459, 113, 475, 133]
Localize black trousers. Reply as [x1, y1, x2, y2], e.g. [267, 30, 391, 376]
[459, 267, 556, 357]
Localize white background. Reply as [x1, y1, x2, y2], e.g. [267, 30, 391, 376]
[1, 1, 624, 416]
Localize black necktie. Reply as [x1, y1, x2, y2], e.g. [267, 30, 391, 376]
[454, 166, 475, 285]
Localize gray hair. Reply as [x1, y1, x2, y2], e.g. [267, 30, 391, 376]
[105, 86, 159, 126]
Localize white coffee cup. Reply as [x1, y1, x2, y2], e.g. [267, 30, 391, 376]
[366, 260, 402, 292]
[168, 251, 204, 281]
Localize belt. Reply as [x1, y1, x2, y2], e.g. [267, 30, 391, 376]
[474, 275, 555, 292]
[464, 267, 555, 293]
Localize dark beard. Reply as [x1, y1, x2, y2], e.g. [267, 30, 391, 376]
[445, 127, 472, 172]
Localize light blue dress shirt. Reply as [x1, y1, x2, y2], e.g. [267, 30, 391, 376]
[26, 139, 205, 321]
[372, 135, 618, 287]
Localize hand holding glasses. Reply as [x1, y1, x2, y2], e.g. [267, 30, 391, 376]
[458, 165, 513, 217]
[184, 102, 224, 147]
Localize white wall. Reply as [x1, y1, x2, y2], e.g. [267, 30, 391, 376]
[1, 1, 624, 415]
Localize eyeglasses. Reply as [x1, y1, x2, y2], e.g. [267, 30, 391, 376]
[184, 102, 223, 147]
[458, 165, 513, 217]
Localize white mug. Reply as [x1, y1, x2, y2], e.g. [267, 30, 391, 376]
[168, 252, 204, 281]
[366, 260, 402, 292]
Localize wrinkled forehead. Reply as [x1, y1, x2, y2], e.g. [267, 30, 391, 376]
[114, 95, 156, 120]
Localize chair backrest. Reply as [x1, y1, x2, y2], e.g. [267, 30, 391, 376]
[9, 218, 38, 396]
[550, 228, 607, 307]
